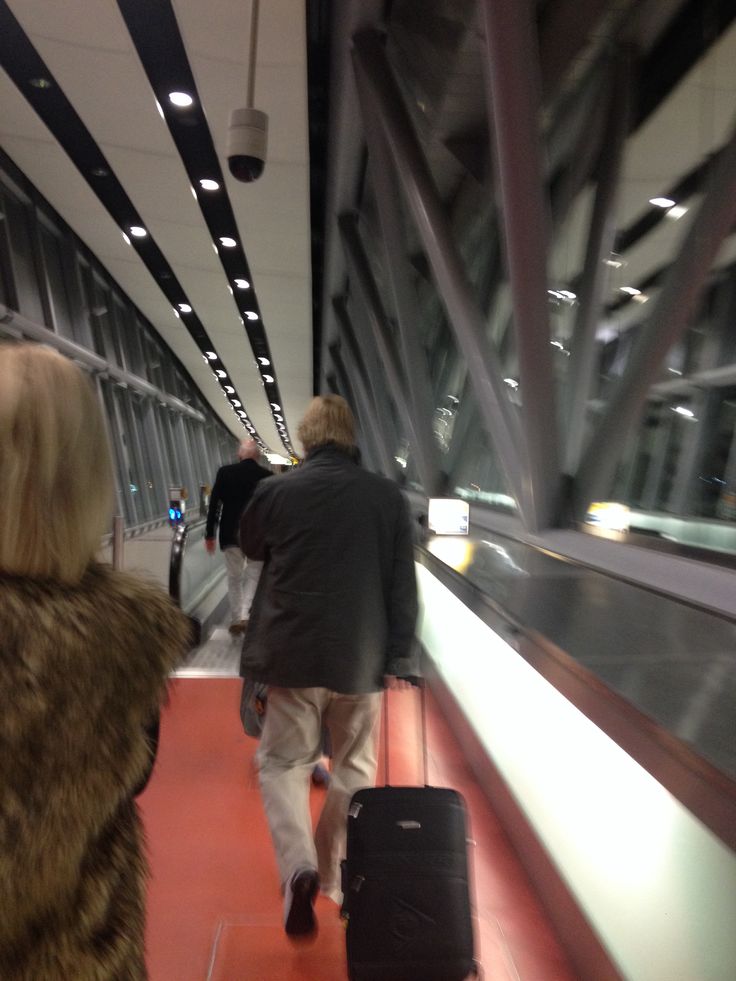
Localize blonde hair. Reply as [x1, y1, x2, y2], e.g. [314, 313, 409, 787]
[0, 343, 114, 583]
[297, 395, 356, 454]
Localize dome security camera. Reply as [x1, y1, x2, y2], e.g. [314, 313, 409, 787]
[227, 107, 268, 183]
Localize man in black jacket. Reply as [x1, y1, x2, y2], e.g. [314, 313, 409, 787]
[205, 439, 271, 634]
[240, 395, 418, 939]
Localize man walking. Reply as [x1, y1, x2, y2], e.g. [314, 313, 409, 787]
[239, 395, 418, 939]
[205, 439, 271, 634]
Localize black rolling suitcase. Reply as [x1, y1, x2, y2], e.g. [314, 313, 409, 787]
[341, 681, 476, 981]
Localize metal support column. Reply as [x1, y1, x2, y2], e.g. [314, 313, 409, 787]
[575, 111, 736, 516]
[332, 298, 396, 477]
[564, 47, 633, 475]
[339, 212, 438, 495]
[352, 29, 526, 522]
[480, 0, 560, 531]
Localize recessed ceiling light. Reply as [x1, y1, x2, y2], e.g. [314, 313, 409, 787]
[199, 179, 220, 191]
[178, 303, 192, 313]
[245, 311, 259, 321]
[122, 232, 131, 245]
[173, 309, 180, 318]
[262, 374, 274, 383]
[91, 167, 109, 178]
[205, 351, 217, 360]
[155, 99, 165, 119]
[667, 205, 688, 220]
[673, 406, 694, 418]
[257, 356, 270, 365]
[649, 197, 675, 209]
[29, 77, 52, 89]
[231, 399, 242, 407]
[620, 286, 641, 296]
[224, 385, 235, 394]
[129, 226, 147, 237]
[270, 403, 281, 411]
[219, 236, 237, 248]
[169, 91, 193, 107]
[235, 278, 250, 289]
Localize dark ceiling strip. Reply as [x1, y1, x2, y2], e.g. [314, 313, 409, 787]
[0, 0, 268, 448]
[116, 0, 294, 456]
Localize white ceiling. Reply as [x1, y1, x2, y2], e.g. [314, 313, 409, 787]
[0, 0, 313, 449]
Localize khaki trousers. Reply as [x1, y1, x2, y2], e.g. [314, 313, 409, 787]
[256, 686, 381, 902]
[223, 546, 262, 622]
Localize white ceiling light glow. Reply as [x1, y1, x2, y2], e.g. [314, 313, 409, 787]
[178, 303, 191, 313]
[199, 179, 219, 190]
[257, 356, 270, 365]
[620, 286, 641, 296]
[168, 91, 193, 107]
[129, 225, 147, 237]
[235, 278, 250, 289]
[219, 236, 237, 248]
[649, 197, 675, 209]
[245, 311, 259, 321]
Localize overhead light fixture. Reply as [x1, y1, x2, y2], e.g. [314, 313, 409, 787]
[668, 368, 683, 376]
[667, 205, 688, 220]
[224, 386, 235, 394]
[121, 232, 131, 245]
[235, 278, 250, 289]
[558, 290, 577, 300]
[172, 309, 180, 318]
[205, 351, 217, 360]
[649, 197, 675, 209]
[29, 77, 52, 89]
[199, 179, 220, 191]
[257, 356, 270, 365]
[503, 378, 519, 389]
[214, 369, 227, 378]
[231, 399, 242, 407]
[270, 403, 281, 411]
[262, 374, 274, 383]
[169, 91, 194, 107]
[219, 236, 237, 248]
[178, 303, 191, 313]
[673, 406, 695, 418]
[620, 286, 641, 296]
[91, 167, 109, 178]
[129, 225, 147, 238]
[604, 256, 625, 268]
[245, 311, 259, 321]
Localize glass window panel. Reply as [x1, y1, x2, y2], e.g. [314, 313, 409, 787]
[4, 189, 45, 324]
[38, 220, 76, 339]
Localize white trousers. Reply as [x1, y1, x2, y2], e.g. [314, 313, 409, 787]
[223, 546, 262, 622]
[256, 686, 381, 902]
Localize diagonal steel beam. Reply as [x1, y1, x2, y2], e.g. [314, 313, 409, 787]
[352, 28, 527, 523]
[564, 47, 634, 475]
[332, 297, 396, 477]
[356, 110, 445, 496]
[480, 0, 561, 530]
[339, 211, 441, 495]
[575, 110, 736, 516]
[328, 344, 379, 473]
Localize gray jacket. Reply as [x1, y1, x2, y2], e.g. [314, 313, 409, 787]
[239, 444, 418, 693]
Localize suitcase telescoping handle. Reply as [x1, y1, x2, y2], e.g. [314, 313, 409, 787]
[382, 676, 429, 787]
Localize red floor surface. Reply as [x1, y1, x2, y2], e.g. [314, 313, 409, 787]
[140, 679, 577, 980]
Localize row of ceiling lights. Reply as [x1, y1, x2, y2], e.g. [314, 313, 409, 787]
[25, 72, 270, 448]
[154, 86, 293, 454]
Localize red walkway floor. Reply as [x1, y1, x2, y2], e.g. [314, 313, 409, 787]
[140, 679, 577, 980]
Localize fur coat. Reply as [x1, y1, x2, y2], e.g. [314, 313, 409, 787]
[0, 563, 190, 980]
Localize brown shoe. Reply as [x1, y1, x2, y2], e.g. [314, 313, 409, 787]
[228, 622, 243, 636]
